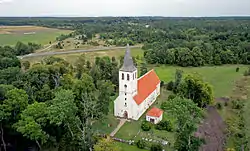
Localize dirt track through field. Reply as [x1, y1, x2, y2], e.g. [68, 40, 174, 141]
[196, 106, 226, 151]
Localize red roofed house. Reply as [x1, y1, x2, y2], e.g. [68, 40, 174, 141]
[114, 45, 161, 120]
[146, 107, 163, 124]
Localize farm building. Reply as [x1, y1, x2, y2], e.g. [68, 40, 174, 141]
[114, 44, 161, 120]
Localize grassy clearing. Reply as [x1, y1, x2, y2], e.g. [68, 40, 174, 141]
[114, 142, 148, 151]
[153, 65, 248, 97]
[23, 47, 144, 65]
[0, 26, 71, 46]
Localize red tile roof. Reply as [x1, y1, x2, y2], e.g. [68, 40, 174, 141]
[147, 107, 163, 117]
[133, 70, 160, 105]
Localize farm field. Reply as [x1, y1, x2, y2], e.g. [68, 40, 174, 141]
[0, 26, 71, 46]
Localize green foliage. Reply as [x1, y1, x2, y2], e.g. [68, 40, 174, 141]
[94, 137, 121, 151]
[141, 121, 152, 131]
[166, 81, 174, 91]
[150, 144, 162, 151]
[47, 89, 78, 125]
[243, 67, 250, 76]
[161, 96, 204, 150]
[14, 102, 49, 146]
[140, 62, 148, 76]
[155, 120, 173, 132]
[236, 67, 240, 72]
[136, 139, 146, 149]
[231, 100, 244, 110]
[216, 102, 223, 110]
[177, 74, 214, 107]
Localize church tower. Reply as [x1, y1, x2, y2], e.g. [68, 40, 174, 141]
[119, 44, 137, 96]
[114, 44, 137, 119]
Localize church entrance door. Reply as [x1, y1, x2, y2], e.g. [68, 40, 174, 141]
[123, 111, 128, 119]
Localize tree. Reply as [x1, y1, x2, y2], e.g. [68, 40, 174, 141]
[14, 102, 48, 149]
[178, 74, 214, 107]
[141, 121, 151, 131]
[96, 80, 114, 115]
[140, 62, 148, 76]
[22, 61, 30, 70]
[0, 88, 29, 151]
[161, 96, 204, 151]
[94, 137, 121, 151]
[150, 144, 162, 151]
[136, 139, 146, 149]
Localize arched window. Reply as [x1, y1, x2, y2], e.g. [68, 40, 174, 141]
[125, 103, 127, 107]
[127, 74, 129, 81]
[124, 84, 127, 88]
[122, 73, 124, 80]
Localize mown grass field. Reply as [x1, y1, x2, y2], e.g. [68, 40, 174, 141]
[0, 26, 71, 46]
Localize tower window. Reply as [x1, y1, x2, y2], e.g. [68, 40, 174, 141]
[122, 73, 124, 80]
[127, 74, 129, 81]
[124, 84, 127, 88]
[125, 98, 127, 100]
[125, 93, 127, 95]
[125, 103, 127, 107]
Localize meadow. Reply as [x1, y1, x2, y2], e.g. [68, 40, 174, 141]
[153, 65, 248, 98]
[0, 26, 71, 46]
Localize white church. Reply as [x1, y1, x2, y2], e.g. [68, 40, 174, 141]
[114, 45, 161, 121]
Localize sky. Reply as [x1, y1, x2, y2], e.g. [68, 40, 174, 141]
[0, 0, 250, 17]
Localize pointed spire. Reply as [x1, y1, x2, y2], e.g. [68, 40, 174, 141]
[120, 44, 137, 72]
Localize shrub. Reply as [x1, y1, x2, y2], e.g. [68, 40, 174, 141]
[155, 120, 173, 132]
[231, 100, 244, 109]
[166, 81, 174, 91]
[216, 102, 223, 110]
[160, 81, 165, 87]
[236, 67, 239, 72]
[136, 140, 146, 149]
[141, 121, 151, 131]
[243, 67, 250, 76]
[150, 144, 162, 151]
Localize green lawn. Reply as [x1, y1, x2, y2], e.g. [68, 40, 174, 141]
[153, 65, 248, 97]
[0, 26, 71, 46]
[115, 142, 148, 151]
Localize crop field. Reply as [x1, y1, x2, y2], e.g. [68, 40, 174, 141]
[0, 26, 71, 46]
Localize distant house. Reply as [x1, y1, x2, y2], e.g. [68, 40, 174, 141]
[146, 107, 163, 124]
[114, 44, 161, 120]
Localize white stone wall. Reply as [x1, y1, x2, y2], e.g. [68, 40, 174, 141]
[146, 114, 163, 124]
[133, 85, 160, 120]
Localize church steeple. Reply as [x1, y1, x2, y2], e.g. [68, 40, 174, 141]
[120, 44, 137, 72]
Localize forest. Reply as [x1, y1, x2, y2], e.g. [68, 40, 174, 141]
[1, 17, 250, 151]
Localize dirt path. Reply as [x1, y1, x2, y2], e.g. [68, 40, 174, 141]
[196, 106, 226, 151]
[110, 119, 126, 137]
